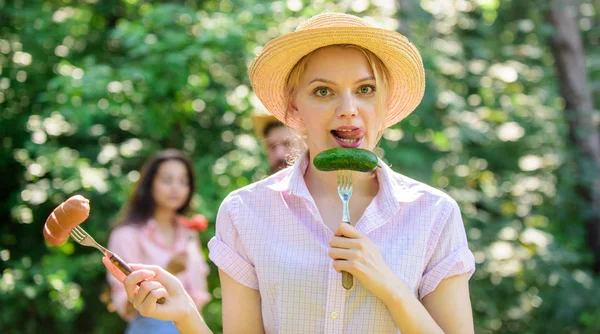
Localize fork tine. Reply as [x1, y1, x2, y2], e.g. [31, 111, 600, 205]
[75, 226, 86, 236]
[76, 226, 89, 238]
[73, 227, 86, 241]
[336, 170, 353, 193]
[69, 232, 79, 242]
[345, 170, 351, 189]
[70, 228, 83, 241]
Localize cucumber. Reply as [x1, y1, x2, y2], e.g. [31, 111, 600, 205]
[313, 148, 380, 172]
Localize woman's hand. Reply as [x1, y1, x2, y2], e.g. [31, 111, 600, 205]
[166, 251, 188, 275]
[102, 255, 196, 324]
[328, 223, 405, 302]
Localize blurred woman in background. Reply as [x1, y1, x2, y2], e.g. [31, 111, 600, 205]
[106, 149, 211, 334]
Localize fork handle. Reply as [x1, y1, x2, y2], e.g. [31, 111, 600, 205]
[107, 251, 166, 304]
[342, 271, 353, 289]
[341, 220, 354, 290]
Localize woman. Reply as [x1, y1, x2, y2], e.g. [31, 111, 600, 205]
[104, 13, 475, 333]
[105, 149, 211, 333]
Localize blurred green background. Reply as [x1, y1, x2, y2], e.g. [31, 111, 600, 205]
[2, 0, 600, 333]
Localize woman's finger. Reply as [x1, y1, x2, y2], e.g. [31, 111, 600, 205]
[333, 259, 365, 276]
[332, 259, 351, 273]
[138, 287, 169, 317]
[123, 269, 156, 301]
[102, 255, 127, 283]
[133, 280, 164, 311]
[328, 247, 354, 260]
[130, 264, 184, 294]
[334, 222, 364, 238]
[329, 235, 361, 249]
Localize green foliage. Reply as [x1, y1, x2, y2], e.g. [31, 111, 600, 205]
[1, 0, 599, 333]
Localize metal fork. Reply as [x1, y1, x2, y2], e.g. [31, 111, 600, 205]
[70, 226, 165, 304]
[337, 170, 354, 290]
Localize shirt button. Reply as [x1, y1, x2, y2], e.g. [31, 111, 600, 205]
[330, 311, 338, 319]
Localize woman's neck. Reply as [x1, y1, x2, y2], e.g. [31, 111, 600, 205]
[153, 207, 176, 227]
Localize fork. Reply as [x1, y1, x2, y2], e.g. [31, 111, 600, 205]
[337, 170, 354, 290]
[70, 226, 165, 304]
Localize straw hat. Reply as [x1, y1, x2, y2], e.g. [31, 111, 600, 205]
[248, 12, 425, 130]
[251, 113, 282, 140]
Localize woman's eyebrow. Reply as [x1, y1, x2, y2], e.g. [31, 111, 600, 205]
[308, 77, 335, 85]
[354, 76, 375, 83]
[308, 76, 375, 85]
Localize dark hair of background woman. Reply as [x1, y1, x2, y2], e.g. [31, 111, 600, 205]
[115, 149, 195, 227]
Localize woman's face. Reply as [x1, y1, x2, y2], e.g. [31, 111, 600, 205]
[290, 46, 384, 156]
[152, 159, 191, 212]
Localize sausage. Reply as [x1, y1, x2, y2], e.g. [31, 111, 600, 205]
[43, 195, 165, 304]
[43, 195, 90, 245]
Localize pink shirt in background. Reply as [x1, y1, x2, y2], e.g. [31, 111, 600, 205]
[107, 219, 211, 321]
[208, 153, 475, 333]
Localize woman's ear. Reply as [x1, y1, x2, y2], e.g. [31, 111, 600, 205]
[288, 96, 299, 116]
[287, 97, 306, 132]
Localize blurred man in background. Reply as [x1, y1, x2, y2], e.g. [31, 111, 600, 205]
[252, 113, 296, 174]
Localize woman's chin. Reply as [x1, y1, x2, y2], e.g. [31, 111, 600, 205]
[157, 202, 186, 213]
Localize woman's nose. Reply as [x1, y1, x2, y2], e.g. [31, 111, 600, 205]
[336, 92, 357, 118]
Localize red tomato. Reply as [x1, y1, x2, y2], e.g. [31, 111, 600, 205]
[178, 214, 209, 232]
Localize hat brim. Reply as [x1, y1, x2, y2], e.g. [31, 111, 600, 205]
[251, 113, 281, 140]
[249, 26, 425, 130]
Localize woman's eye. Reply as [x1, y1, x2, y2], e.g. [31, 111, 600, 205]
[315, 87, 331, 97]
[358, 85, 375, 94]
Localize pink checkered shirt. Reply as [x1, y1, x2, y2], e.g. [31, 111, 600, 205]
[208, 153, 475, 333]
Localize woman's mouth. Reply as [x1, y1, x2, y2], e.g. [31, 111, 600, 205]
[168, 195, 184, 202]
[331, 128, 365, 148]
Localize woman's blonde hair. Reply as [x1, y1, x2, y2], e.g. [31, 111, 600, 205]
[284, 44, 389, 142]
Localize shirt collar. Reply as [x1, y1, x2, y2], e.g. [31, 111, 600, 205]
[267, 152, 422, 204]
[267, 152, 424, 234]
[266, 153, 312, 200]
[144, 218, 186, 251]
[351, 158, 423, 234]
[374, 158, 423, 204]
